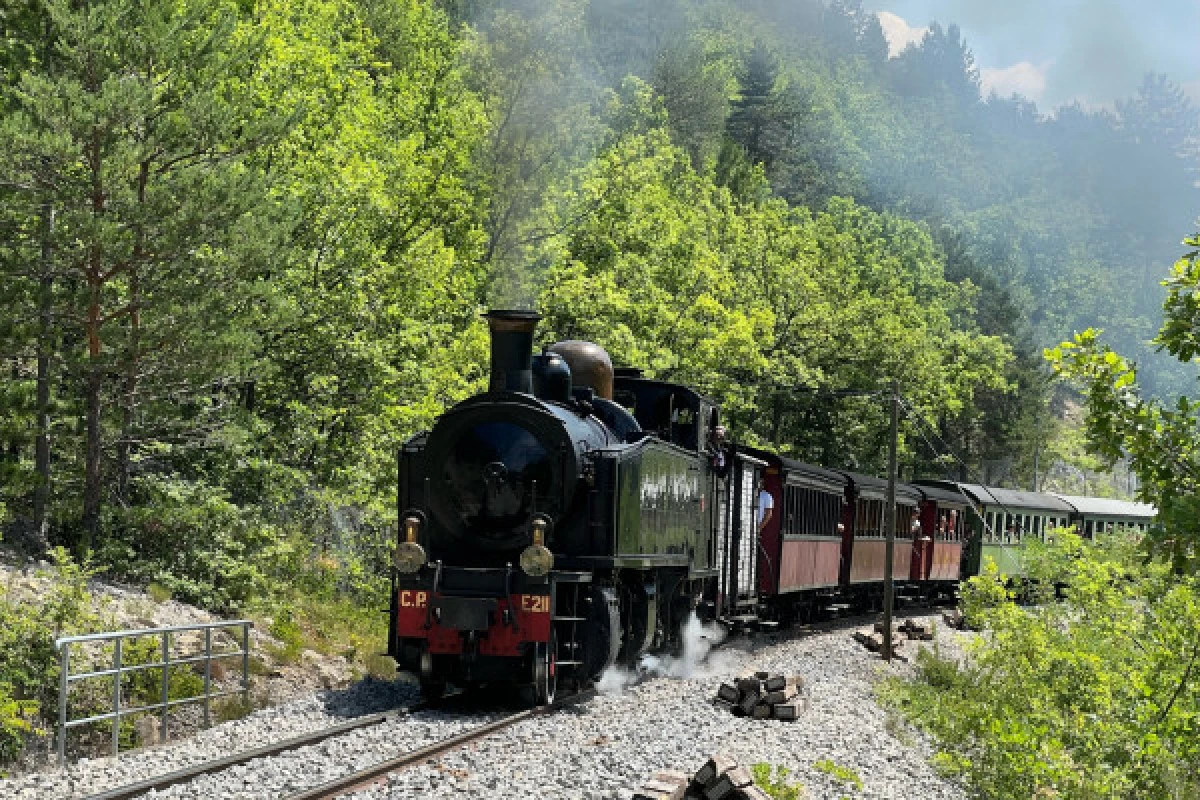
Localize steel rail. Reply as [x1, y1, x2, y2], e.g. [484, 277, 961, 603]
[281, 689, 598, 800]
[81, 699, 439, 800]
[79, 602, 943, 800]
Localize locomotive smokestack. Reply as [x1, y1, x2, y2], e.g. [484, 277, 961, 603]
[484, 309, 542, 394]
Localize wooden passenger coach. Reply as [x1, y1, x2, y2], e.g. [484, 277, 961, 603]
[748, 452, 846, 596]
[913, 485, 968, 582]
[838, 472, 921, 585]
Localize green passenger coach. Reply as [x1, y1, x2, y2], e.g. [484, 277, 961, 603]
[914, 482, 1076, 579]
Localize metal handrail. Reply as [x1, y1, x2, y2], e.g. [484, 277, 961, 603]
[56, 620, 253, 765]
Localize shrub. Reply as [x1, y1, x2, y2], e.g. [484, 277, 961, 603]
[812, 759, 862, 792]
[0, 683, 37, 769]
[98, 477, 282, 612]
[0, 548, 100, 767]
[882, 534, 1200, 799]
[959, 558, 1009, 629]
[750, 763, 805, 800]
[267, 610, 306, 664]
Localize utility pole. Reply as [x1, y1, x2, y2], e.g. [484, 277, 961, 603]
[882, 380, 899, 663]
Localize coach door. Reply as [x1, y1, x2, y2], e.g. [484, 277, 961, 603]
[717, 452, 766, 616]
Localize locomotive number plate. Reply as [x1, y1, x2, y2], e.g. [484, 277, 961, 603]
[519, 594, 550, 613]
[399, 590, 428, 608]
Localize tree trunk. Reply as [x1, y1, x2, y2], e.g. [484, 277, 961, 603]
[32, 203, 54, 551]
[118, 268, 139, 504]
[118, 161, 148, 505]
[83, 291, 102, 552]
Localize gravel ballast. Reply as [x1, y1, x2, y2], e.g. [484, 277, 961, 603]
[351, 612, 968, 800]
[1, 613, 969, 800]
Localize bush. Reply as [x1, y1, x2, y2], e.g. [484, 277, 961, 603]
[812, 759, 862, 792]
[750, 763, 805, 800]
[959, 558, 1009, 629]
[882, 533, 1200, 799]
[0, 683, 36, 769]
[0, 548, 100, 767]
[98, 477, 283, 612]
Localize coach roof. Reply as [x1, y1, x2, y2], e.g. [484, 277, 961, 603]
[837, 470, 922, 504]
[1050, 494, 1157, 519]
[914, 481, 1075, 513]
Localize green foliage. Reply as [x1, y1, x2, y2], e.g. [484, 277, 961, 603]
[0, 549, 98, 765]
[883, 534, 1200, 799]
[1049, 234, 1200, 565]
[750, 763, 806, 800]
[959, 558, 1011, 629]
[812, 759, 863, 792]
[0, 682, 37, 770]
[97, 478, 282, 612]
[146, 583, 172, 604]
[267, 610, 306, 664]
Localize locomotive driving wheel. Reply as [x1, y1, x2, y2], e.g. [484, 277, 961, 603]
[532, 630, 557, 705]
[419, 650, 446, 700]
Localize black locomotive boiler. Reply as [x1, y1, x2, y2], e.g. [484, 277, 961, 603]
[390, 310, 721, 702]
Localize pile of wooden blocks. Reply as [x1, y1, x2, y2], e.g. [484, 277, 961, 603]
[632, 754, 770, 800]
[942, 608, 966, 629]
[852, 626, 900, 654]
[898, 618, 935, 640]
[712, 671, 805, 721]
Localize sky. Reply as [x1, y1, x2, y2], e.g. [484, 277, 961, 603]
[865, 0, 1200, 110]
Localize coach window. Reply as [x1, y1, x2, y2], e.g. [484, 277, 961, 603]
[1083, 520, 1094, 540]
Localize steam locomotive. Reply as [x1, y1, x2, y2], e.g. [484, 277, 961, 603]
[388, 310, 1155, 702]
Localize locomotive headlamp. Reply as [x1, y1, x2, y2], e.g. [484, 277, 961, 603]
[394, 515, 427, 574]
[519, 517, 554, 577]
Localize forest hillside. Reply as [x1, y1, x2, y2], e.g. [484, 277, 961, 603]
[1, 0, 1195, 617]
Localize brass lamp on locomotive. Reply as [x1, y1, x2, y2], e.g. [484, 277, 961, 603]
[390, 310, 721, 702]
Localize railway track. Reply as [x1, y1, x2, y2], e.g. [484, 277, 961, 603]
[78, 601, 942, 800]
[281, 688, 596, 800]
[80, 688, 594, 800]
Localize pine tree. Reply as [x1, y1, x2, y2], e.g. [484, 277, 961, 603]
[726, 39, 782, 169]
[0, 0, 287, 550]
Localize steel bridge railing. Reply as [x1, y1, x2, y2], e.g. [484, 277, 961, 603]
[56, 620, 253, 765]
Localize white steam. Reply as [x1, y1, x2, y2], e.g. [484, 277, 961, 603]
[596, 612, 733, 694]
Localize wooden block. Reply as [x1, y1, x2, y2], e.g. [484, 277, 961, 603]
[633, 779, 686, 800]
[852, 630, 869, 645]
[735, 676, 761, 694]
[755, 670, 770, 680]
[866, 633, 883, 651]
[712, 698, 736, 713]
[652, 770, 689, 786]
[717, 683, 740, 703]
[704, 766, 753, 800]
[763, 674, 787, 691]
[920, 631, 934, 641]
[762, 685, 797, 705]
[693, 754, 737, 788]
[751, 701, 773, 719]
[773, 698, 807, 720]
[735, 787, 772, 800]
[737, 690, 760, 715]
